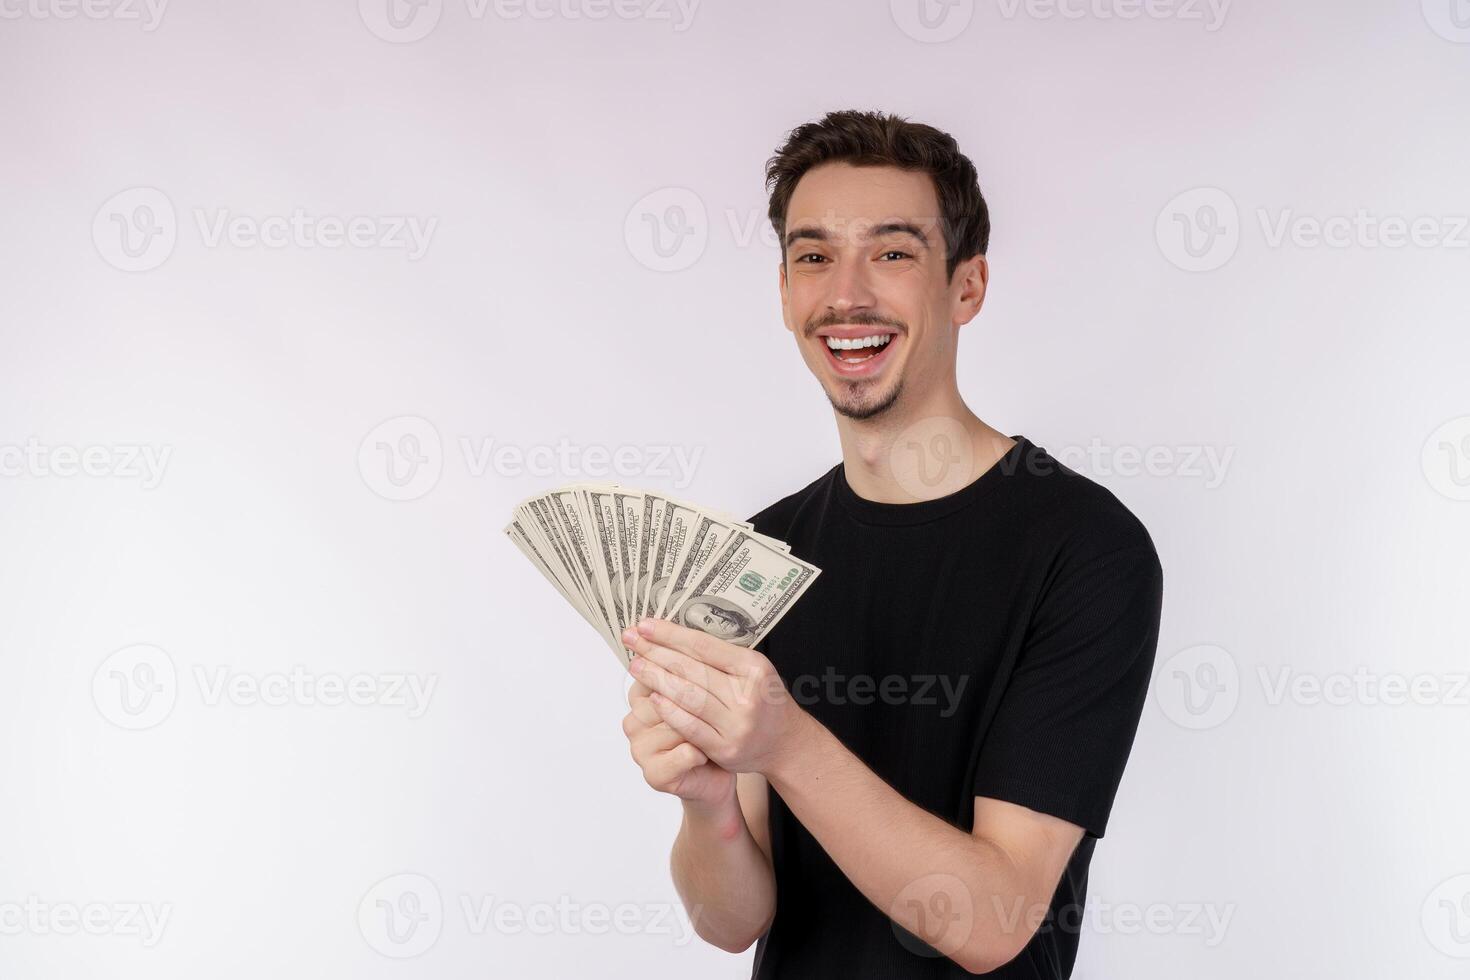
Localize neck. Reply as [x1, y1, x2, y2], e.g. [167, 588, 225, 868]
[834, 379, 1015, 504]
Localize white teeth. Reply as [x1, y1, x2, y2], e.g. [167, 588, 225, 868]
[824, 334, 893, 351]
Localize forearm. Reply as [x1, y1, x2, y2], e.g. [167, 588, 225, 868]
[669, 791, 777, 953]
[764, 714, 1031, 974]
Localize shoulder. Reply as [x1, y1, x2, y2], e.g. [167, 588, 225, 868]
[745, 464, 841, 539]
[1003, 438, 1162, 575]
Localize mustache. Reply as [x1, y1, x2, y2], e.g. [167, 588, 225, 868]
[803, 311, 907, 340]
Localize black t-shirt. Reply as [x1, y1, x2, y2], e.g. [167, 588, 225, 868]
[745, 435, 1164, 979]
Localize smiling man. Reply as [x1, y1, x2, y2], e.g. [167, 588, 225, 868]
[619, 109, 1164, 978]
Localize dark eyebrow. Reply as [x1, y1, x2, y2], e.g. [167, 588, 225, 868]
[784, 221, 932, 249]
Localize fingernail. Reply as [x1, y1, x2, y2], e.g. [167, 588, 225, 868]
[628, 656, 643, 673]
[621, 627, 637, 645]
[637, 619, 655, 635]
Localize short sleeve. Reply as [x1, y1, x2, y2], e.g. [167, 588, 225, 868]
[972, 542, 1163, 838]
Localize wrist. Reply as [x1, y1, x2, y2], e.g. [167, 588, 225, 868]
[761, 704, 824, 785]
[681, 784, 740, 834]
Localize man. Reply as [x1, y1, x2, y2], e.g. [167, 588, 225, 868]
[673, 596, 760, 647]
[619, 109, 1164, 977]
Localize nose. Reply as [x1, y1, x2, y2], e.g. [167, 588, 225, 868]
[823, 253, 879, 321]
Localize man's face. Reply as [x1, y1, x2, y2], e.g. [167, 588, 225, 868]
[686, 600, 744, 639]
[778, 162, 983, 421]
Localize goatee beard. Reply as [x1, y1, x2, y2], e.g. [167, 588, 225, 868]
[830, 379, 903, 421]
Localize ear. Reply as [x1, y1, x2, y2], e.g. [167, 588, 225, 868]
[952, 254, 989, 329]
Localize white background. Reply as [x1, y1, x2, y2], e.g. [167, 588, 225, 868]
[2, 0, 1469, 976]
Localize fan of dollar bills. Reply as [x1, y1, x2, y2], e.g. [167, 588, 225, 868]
[504, 484, 821, 666]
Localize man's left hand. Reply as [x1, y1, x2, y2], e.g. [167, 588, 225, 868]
[621, 618, 808, 776]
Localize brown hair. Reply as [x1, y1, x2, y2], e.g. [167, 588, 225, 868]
[764, 109, 990, 283]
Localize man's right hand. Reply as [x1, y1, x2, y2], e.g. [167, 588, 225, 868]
[623, 679, 735, 808]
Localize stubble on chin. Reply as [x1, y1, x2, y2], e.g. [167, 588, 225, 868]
[828, 378, 904, 422]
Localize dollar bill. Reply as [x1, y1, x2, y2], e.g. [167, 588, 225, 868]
[667, 530, 819, 648]
[504, 482, 820, 666]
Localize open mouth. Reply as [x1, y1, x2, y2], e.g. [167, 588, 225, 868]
[819, 331, 899, 375]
